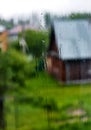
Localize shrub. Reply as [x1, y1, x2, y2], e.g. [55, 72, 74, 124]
[23, 30, 48, 58]
[7, 49, 35, 87]
[9, 40, 20, 51]
[42, 98, 58, 111]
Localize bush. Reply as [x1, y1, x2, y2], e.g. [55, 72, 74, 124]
[23, 29, 49, 58]
[59, 121, 91, 130]
[7, 49, 35, 87]
[42, 98, 58, 111]
[18, 95, 58, 111]
[9, 40, 20, 51]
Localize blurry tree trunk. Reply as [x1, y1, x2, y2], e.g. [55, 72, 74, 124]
[0, 95, 5, 130]
[35, 58, 38, 76]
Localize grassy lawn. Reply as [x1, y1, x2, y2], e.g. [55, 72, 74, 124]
[5, 72, 91, 130]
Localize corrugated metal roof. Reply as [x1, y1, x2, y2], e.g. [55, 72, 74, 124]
[53, 19, 91, 60]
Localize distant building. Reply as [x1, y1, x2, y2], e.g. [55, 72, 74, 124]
[8, 24, 41, 42]
[47, 19, 91, 83]
[8, 25, 23, 41]
[0, 25, 8, 51]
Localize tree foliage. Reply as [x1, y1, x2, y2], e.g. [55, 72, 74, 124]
[23, 30, 48, 58]
[0, 18, 14, 29]
[53, 12, 91, 20]
[68, 13, 91, 19]
[0, 50, 31, 129]
[0, 52, 13, 94]
[8, 49, 33, 87]
[0, 49, 34, 91]
[44, 12, 52, 29]
[0, 51, 13, 129]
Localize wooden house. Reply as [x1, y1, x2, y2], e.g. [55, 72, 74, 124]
[0, 25, 8, 52]
[46, 19, 91, 83]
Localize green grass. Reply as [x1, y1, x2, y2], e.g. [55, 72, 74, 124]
[5, 72, 91, 130]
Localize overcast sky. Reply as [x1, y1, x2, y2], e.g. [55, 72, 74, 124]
[0, 0, 91, 19]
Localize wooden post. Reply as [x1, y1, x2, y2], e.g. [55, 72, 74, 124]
[0, 96, 6, 130]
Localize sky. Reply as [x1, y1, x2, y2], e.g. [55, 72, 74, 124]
[0, 0, 91, 19]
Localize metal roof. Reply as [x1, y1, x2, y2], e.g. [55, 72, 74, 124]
[53, 19, 91, 60]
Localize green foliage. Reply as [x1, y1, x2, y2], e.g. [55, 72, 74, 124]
[44, 12, 52, 29]
[69, 13, 91, 19]
[23, 29, 48, 58]
[18, 96, 58, 111]
[0, 49, 36, 92]
[53, 12, 91, 20]
[9, 40, 20, 51]
[4, 71, 91, 130]
[59, 121, 91, 130]
[0, 51, 14, 129]
[8, 49, 33, 87]
[0, 18, 14, 29]
[0, 52, 13, 94]
[9, 29, 49, 58]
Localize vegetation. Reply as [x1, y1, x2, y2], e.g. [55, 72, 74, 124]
[0, 49, 34, 129]
[44, 12, 52, 29]
[0, 57, 91, 130]
[0, 52, 13, 129]
[10, 29, 49, 57]
[5, 72, 91, 130]
[0, 18, 14, 29]
[23, 30, 48, 57]
[1, 17, 91, 130]
[44, 12, 91, 29]
[68, 13, 91, 19]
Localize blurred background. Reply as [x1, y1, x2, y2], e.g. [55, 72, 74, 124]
[0, 0, 91, 130]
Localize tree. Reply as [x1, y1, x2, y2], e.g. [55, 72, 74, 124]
[24, 30, 48, 58]
[0, 49, 34, 129]
[44, 12, 52, 29]
[0, 17, 14, 29]
[69, 13, 91, 19]
[9, 49, 32, 86]
[17, 18, 30, 25]
[21, 29, 48, 73]
[53, 13, 91, 20]
[0, 52, 13, 129]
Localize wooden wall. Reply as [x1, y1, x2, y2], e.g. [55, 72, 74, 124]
[47, 28, 91, 83]
[47, 57, 91, 83]
[0, 31, 8, 52]
[47, 28, 66, 82]
[46, 56, 66, 82]
[65, 60, 91, 82]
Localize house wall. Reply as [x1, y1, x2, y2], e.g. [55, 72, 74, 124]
[47, 29, 66, 82]
[52, 57, 66, 81]
[0, 31, 8, 51]
[47, 57, 91, 83]
[47, 26, 91, 83]
[66, 60, 91, 82]
[65, 61, 80, 81]
[46, 56, 66, 82]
